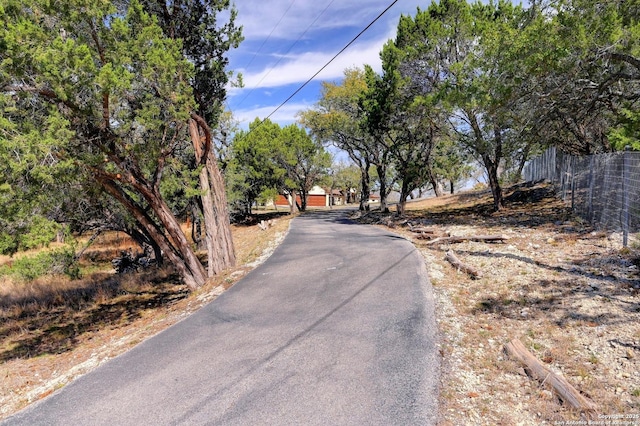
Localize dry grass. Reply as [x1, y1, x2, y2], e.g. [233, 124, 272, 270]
[0, 212, 292, 419]
[356, 182, 640, 424]
[2, 191, 639, 424]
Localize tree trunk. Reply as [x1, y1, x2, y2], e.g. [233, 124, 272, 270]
[190, 205, 205, 251]
[205, 149, 236, 271]
[491, 125, 505, 211]
[197, 165, 219, 275]
[288, 189, 299, 214]
[485, 155, 503, 211]
[191, 119, 218, 276]
[359, 159, 371, 211]
[397, 180, 410, 216]
[467, 113, 503, 211]
[190, 117, 236, 276]
[148, 189, 208, 288]
[299, 188, 308, 211]
[450, 180, 455, 194]
[99, 177, 206, 289]
[426, 164, 442, 197]
[377, 163, 389, 213]
[481, 125, 505, 211]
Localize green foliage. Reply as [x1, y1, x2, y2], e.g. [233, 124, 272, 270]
[330, 162, 362, 198]
[1, 0, 193, 212]
[0, 245, 79, 281]
[298, 67, 376, 210]
[1, 0, 242, 287]
[522, 0, 640, 154]
[433, 136, 474, 192]
[139, 0, 243, 126]
[229, 118, 285, 212]
[18, 217, 62, 252]
[228, 119, 330, 212]
[390, 0, 545, 210]
[609, 106, 640, 151]
[278, 124, 331, 200]
[310, 0, 639, 208]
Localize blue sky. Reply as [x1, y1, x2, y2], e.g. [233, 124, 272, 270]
[225, 0, 430, 129]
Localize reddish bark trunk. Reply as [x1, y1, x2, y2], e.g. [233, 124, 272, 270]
[190, 117, 236, 276]
[99, 177, 206, 289]
[205, 148, 236, 272]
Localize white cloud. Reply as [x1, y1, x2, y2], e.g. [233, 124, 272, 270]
[233, 101, 313, 128]
[233, 33, 389, 91]
[226, 0, 413, 128]
[234, 0, 401, 40]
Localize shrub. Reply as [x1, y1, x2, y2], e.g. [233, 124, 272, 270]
[0, 246, 80, 281]
[18, 217, 62, 251]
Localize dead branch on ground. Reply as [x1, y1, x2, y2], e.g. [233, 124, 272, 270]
[445, 249, 483, 279]
[426, 235, 509, 246]
[504, 339, 597, 413]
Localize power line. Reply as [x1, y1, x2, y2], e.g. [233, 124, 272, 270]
[237, 0, 400, 139]
[238, 0, 297, 77]
[231, 0, 337, 110]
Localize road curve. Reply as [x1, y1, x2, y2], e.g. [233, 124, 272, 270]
[3, 209, 440, 425]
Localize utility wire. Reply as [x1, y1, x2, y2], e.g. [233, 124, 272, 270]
[238, 0, 400, 139]
[238, 0, 297, 78]
[231, 0, 337, 110]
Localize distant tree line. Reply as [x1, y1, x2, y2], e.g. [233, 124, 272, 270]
[301, 0, 639, 213]
[226, 118, 331, 215]
[1, 0, 637, 286]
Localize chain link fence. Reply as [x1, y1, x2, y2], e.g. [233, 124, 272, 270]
[523, 146, 640, 247]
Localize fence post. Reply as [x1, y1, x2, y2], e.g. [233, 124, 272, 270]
[551, 146, 557, 183]
[623, 147, 631, 247]
[570, 156, 576, 211]
[587, 155, 594, 224]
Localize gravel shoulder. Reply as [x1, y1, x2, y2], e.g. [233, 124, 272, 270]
[0, 217, 290, 420]
[2, 185, 639, 424]
[355, 182, 640, 425]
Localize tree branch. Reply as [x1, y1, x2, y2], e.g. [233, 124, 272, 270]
[3, 84, 83, 115]
[190, 112, 212, 165]
[609, 52, 640, 72]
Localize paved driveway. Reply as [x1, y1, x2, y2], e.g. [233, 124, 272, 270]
[3, 209, 440, 425]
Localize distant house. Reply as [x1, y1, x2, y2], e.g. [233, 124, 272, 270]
[367, 193, 381, 204]
[368, 191, 401, 204]
[275, 186, 345, 208]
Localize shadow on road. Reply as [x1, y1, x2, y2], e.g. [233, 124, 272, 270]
[174, 244, 418, 423]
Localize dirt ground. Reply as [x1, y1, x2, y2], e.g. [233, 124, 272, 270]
[355, 182, 640, 425]
[1, 184, 639, 424]
[0, 213, 291, 420]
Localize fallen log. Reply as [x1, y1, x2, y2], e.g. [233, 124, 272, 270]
[445, 249, 483, 278]
[413, 230, 450, 240]
[504, 338, 597, 413]
[426, 234, 509, 246]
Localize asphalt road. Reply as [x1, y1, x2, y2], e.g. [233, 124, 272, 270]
[3, 209, 440, 425]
